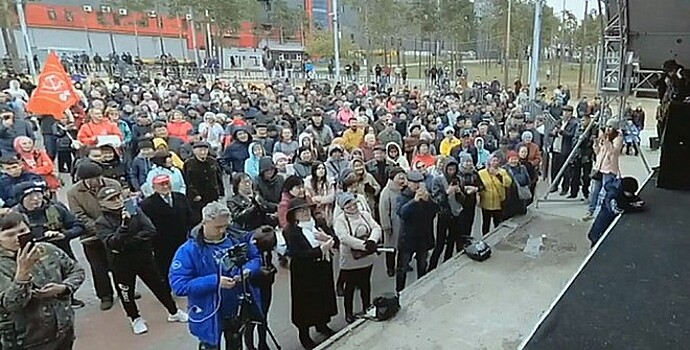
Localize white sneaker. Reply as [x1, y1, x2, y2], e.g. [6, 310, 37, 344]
[167, 309, 188, 323]
[131, 317, 148, 335]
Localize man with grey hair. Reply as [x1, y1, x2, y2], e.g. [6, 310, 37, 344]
[170, 201, 263, 350]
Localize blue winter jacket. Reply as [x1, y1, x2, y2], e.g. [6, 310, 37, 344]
[0, 171, 43, 207]
[129, 156, 153, 191]
[243, 142, 264, 180]
[169, 225, 262, 346]
[219, 129, 252, 174]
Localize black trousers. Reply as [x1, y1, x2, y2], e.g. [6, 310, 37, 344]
[396, 248, 428, 292]
[112, 251, 178, 320]
[459, 205, 476, 238]
[429, 213, 463, 270]
[57, 150, 74, 173]
[199, 318, 243, 350]
[341, 266, 373, 317]
[81, 240, 114, 300]
[569, 160, 592, 197]
[551, 152, 571, 192]
[481, 209, 503, 235]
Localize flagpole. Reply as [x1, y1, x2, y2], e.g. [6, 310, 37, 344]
[15, 0, 36, 76]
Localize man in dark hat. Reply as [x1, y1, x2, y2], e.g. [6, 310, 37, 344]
[13, 180, 87, 307]
[67, 162, 123, 311]
[183, 141, 223, 225]
[95, 185, 188, 335]
[395, 170, 439, 292]
[253, 122, 276, 156]
[550, 104, 579, 195]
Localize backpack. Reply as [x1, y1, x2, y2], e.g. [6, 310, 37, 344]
[464, 237, 492, 262]
[372, 292, 400, 321]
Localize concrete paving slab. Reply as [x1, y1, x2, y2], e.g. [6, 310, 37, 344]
[321, 214, 591, 350]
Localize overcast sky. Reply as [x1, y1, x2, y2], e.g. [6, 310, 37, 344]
[546, 0, 588, 19]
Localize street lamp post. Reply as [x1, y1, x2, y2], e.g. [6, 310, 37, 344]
[504, 0, 512, 87]
[15, 0, 36, 76]
[528, 0, 544, 101]
[331, 0, 341, 81]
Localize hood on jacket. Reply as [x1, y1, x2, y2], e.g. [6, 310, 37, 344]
[444, 157, 459, 177]
[385, 142, 403, 158]
[475, 136, 485, 150]
[298, 132, 313, 147]
[152, 137, 168, 150]
[328, 143, 345, 156]
[13, 136, 33, 157]
[232, 127, 253, 144]
[98, 144, 121, 163]
[247, 141, 265, 163]
[258, 156, 276, 175]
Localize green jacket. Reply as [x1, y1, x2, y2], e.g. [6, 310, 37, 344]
[0, 243, 84, 349]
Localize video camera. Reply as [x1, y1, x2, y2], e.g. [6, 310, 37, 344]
[222, 242, 249, 271]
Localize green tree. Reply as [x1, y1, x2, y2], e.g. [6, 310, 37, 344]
[305, 30, 354, 59]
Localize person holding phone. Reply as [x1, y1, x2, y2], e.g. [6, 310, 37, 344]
[0, 211, 85, 349]
[95, 185, 188, 335]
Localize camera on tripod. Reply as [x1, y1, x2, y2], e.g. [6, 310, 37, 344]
[223, 243, 249, 271]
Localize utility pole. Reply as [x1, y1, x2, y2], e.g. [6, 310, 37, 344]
[504, 0, 512, 87]
[15, 0, 36, 76]
[557, 0, 565, 85]
[528, 0, 544, 101]
[576, 0, 589, 99]
[332, 0, 341, 81]
[189, 8, 200, 67]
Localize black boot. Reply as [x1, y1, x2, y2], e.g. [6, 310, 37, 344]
[298, 328, 317, 349]
[315, 323, 335, 337]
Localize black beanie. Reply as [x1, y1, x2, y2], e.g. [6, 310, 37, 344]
[76, 161, 103, 180]
[137, 140, 154, 151]
[282, 175, 304, 193]
[388, 166, 405, 180]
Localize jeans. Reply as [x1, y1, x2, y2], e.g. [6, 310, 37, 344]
[396, 248, 428, 292]
[588, 173, 616, 214]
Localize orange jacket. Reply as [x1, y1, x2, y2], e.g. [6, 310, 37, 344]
[77, 121, 123, 146]
[167, 120, 193, 143]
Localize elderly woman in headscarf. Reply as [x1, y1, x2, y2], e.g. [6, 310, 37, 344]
[13, 136, 60, 193]
[478, 153, 512, 235]
[516, 130, 542, 169]
[199, 112, 225, 151]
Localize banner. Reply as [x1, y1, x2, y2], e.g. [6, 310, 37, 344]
[26, 51, 79, 119]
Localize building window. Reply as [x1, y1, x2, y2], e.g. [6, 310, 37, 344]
[47, 8, 57, 20]
[64, 10, 73, 22]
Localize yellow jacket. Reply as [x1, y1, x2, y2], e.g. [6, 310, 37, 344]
[478, 167, 512, 210]
[440, 137, 461, 156]
[153, 138, 185, 169]
[342, 128, 365, 151]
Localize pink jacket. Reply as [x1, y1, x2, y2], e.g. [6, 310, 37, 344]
[337, 108, 354, 125]
[595, 135, 623, 176]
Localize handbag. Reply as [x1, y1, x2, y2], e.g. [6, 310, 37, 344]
[517, 184, 532, 200]
[344, 214, 374, 260]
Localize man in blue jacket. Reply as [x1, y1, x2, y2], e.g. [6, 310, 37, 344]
[170, 201, 262, 350]
[0, 156, 42, 207]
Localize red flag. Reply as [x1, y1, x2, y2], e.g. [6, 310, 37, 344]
[26, 51, 79, 119]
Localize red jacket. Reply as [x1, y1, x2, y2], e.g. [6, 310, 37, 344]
[77, 120, 123, 146]
[167, 120, 193, 143]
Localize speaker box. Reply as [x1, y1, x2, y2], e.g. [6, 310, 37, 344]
[657, 102, 690, 190]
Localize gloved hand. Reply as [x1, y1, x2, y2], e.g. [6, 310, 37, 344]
[364, 240, 377, 254]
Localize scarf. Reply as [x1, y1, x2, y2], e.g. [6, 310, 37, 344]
[297, 219, 320, 248]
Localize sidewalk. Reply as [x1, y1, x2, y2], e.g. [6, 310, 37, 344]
[320, 213, 591, 350]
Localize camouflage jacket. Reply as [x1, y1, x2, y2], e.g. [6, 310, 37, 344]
[0, 243, 84, 349]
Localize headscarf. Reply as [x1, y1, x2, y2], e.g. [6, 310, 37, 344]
[13, 136, 36, 167]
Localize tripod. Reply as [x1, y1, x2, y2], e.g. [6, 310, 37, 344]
[234, 254, 282, 350]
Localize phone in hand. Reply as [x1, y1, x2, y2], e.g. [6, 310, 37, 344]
[124, 198, 138, 216]
[18, 233, 51, 249]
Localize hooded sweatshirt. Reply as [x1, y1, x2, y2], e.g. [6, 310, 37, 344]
[431, 158, 464, 217]
[386, 142, 410, 171]
[474, 137, 491, 168]
[255, 157, 284, 205]
[243, 141, 265, 180]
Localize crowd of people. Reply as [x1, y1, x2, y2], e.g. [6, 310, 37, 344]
[0, 63, 644, 350]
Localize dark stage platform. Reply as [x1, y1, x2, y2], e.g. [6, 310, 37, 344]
[522, 172, 690, 350]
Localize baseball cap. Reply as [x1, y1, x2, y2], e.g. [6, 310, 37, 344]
[97, 186, 121, 201]
[152, 174, 171, 185]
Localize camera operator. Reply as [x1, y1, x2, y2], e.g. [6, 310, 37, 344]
[12, 180, 86, 308]
[227, 173, 278, 231]
[0, 211, 85, 349]
[95, 185, 188, 335]
[170, 201, 262, 350]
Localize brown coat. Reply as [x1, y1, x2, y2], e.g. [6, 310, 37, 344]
[66, 178, 122, 243]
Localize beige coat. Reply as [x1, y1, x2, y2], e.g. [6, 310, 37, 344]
[334, 210, 382, 270]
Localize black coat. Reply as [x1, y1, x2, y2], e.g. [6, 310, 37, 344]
[396, 188, 439, 251]
[183, 156, 222, 204]
[284, 224, 337, 328]
[95, 208, 156, 255]
[140, 192, 194, 262]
